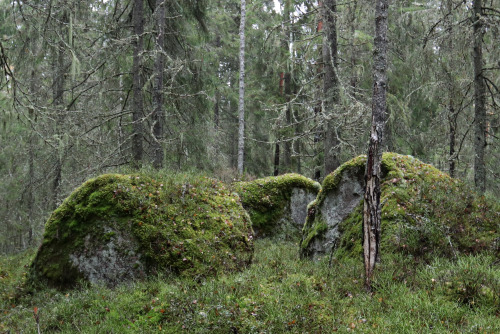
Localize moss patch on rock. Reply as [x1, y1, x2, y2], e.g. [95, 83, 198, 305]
[234, 173, 320, 239]
[301, 153, 500, 262]
[29, 174, 254, 289]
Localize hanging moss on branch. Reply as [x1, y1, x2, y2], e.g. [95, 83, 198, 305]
[29, 174, 254, 289]
[234, 173, 320, 239]
[301, 153, 499, 262]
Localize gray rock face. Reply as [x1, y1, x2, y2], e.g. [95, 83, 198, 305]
[301, 164, 365, 259]
[290, 188, 318, 228]
[69, 226, 146, 287]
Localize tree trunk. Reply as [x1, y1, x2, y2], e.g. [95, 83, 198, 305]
[237, 0, 246, 175]
[363, 0, 388, 291]
[51, 15, 66, 211]
[323, 0, 340, 175]
[348, 1, 358, 99]
[448, 102, 457, 177]
[153, 0, 165, 169]
[284, 72, 292, 172]
[473, 0, 486, 192]
[444, 0, 457, 178]
[28, 68, 36, 246]
[282, 0, 292, 172]
[274, 141, 280, 176]
[132, 0, 144, 169]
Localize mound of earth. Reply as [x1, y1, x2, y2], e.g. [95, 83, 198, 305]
[234, 173, 320, 239]
[301, 153, 499, 262]
[29, 174, 253, 289]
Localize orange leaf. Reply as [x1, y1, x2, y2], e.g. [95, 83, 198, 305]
[33, 307, 38, 315]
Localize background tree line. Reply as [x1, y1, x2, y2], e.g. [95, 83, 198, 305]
[0, 0, 498, 254]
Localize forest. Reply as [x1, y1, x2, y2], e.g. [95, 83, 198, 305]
[0, 0, 499, 332]
[0, 0, 498, 253]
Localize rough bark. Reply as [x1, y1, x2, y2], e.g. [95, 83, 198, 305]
[445, 0, 457, 178]
[473, 0, 486, 192]
[237, 0, 246, 175]
[363, 0, 388, 291]
[348, 1, 358, 99]
[313, 4, 323, 181]
[28, 67, 36, 246]
[132, 0, 144, 169]
[153, 0, 165, 169]
[323, 0, 340, 176]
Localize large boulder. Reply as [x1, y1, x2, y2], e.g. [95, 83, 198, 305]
[29, 174, 254, 289]
[301, 153, 499, 261]
[234, 173, 320, 239]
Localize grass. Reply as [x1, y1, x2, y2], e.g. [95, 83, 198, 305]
[1, 238, 499, 333]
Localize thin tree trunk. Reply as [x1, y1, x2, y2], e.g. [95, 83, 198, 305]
[28, 65, 36, 245]
[323, 0, 340, 175]
[363, 0, 388, 291]
[132, 0, 144, 169]
[448, 102, 457, 177]
[282, 0, 292, 172]
[313, 5, 324, 181]
[284, 73, 292, 172]
[473, 0, 486, 192]
[214, 90, 220, 130]
[153, 0, 165, 169]
[51, 16, 66, 210]
[274, 141, 280, 176]
[348, 1, 358, 99]
[237, 0, 246, 175]
[444, 0, 457, 177]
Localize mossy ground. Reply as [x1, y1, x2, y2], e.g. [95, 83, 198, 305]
[303, 153, 500, 262]
[29, 173, 253, 289]
[2, 240, 499, 333]
[234, 173, 320, 238]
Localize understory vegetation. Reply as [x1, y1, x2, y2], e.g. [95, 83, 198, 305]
[1, 239, 499, 333]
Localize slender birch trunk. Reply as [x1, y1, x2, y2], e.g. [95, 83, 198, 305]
[237, 0, 246, 175]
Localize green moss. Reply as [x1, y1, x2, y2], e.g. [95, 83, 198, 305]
[29, 174, 254, 289]
[234, 173, 320, 237]
[317, 155, 367, 204]
[302, 153, 500, 262]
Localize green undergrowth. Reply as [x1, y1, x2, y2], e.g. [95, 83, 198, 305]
[303, 153, 500, 262]
[234, 173, 320, 237]
[2, 240, 499, 333]
[29, 172, 253, 289]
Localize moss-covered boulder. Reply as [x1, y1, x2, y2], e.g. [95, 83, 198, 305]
[301, 153, 500, 262]
[234, 173, 320, 239]
[29, 174, 253, 289]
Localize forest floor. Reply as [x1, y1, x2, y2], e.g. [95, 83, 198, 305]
[1, 238, 499, 333]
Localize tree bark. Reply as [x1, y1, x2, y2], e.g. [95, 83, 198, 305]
[237, 0, 246, 175]
[282, 0, 292, 172]
[443, 0, 457, 178]
[363, 0, 388, 291]
[274, 141, 280, 176]
[153, 0, 165, 169]
[323, 0, 340, 175]
[51, 12, 67, 211]
[473, 0, 486, 192]
[132, 0, 144, 169]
